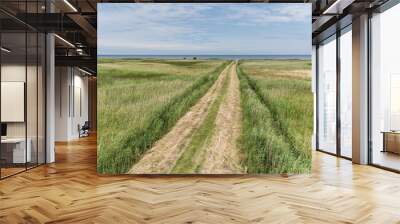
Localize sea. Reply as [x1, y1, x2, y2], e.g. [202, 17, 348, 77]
[98, 55, 310, 60]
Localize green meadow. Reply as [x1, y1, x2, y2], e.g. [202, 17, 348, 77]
[97, 58, 312, 174]
[238, 60, 312, 173]
[97, 59, 228, 174]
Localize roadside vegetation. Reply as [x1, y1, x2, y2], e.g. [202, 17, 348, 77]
[97, 59, 228, 174]
[237, 60, 312, 174]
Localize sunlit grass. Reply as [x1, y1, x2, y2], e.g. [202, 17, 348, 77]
[238, 60, 312, 173]
[97, 59, 228, 174]
[97, 58, 312, 174]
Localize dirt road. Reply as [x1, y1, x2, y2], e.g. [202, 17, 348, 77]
[128, 62, 243, 174]
[200, 63, 243, 174]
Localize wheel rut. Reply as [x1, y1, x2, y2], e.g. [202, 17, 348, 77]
[128, 62, 233, 174]
[199, 62, 244, 174]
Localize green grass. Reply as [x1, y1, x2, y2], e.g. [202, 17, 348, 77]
[97, 58, 312, 174]
[237, 60, 312, 174]
[171, 64, 232, 174]
[97, 59, 229, 174]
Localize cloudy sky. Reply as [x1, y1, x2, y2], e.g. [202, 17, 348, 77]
[98, 4, 311, 55]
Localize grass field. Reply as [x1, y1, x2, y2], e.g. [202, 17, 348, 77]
[97, 58, 312, 174]
[97, 59, 228, 174]
[238, 60, 312, 173]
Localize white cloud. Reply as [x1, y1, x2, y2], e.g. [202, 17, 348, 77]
[98, 3, 311, 55]
[223, 4, 311, 24]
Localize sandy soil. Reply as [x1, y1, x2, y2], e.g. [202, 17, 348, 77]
[199, 62, 244, 174]
[127, 63, 232, 174]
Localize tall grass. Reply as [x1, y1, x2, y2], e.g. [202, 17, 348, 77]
[97, 59, 229, 174]
[237, 62, 311, 174]
[239, 60, 313, 160]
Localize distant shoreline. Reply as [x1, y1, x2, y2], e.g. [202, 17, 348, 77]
[98, 55, 311, 60]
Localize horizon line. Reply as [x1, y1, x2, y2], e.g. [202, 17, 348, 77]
[98, 54, 311, 56]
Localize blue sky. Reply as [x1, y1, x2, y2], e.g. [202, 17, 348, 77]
[98, 4, 311, 55]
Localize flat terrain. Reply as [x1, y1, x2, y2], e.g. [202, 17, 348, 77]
[1, 135, 400, 223]
[239, 60, 312, 157]
[98, 59, 312, 174]
[238, 60, 312, 173]
[97, 59, 227, 174]
[200, 63, 243, 174]
[129, 62, 243, 174]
